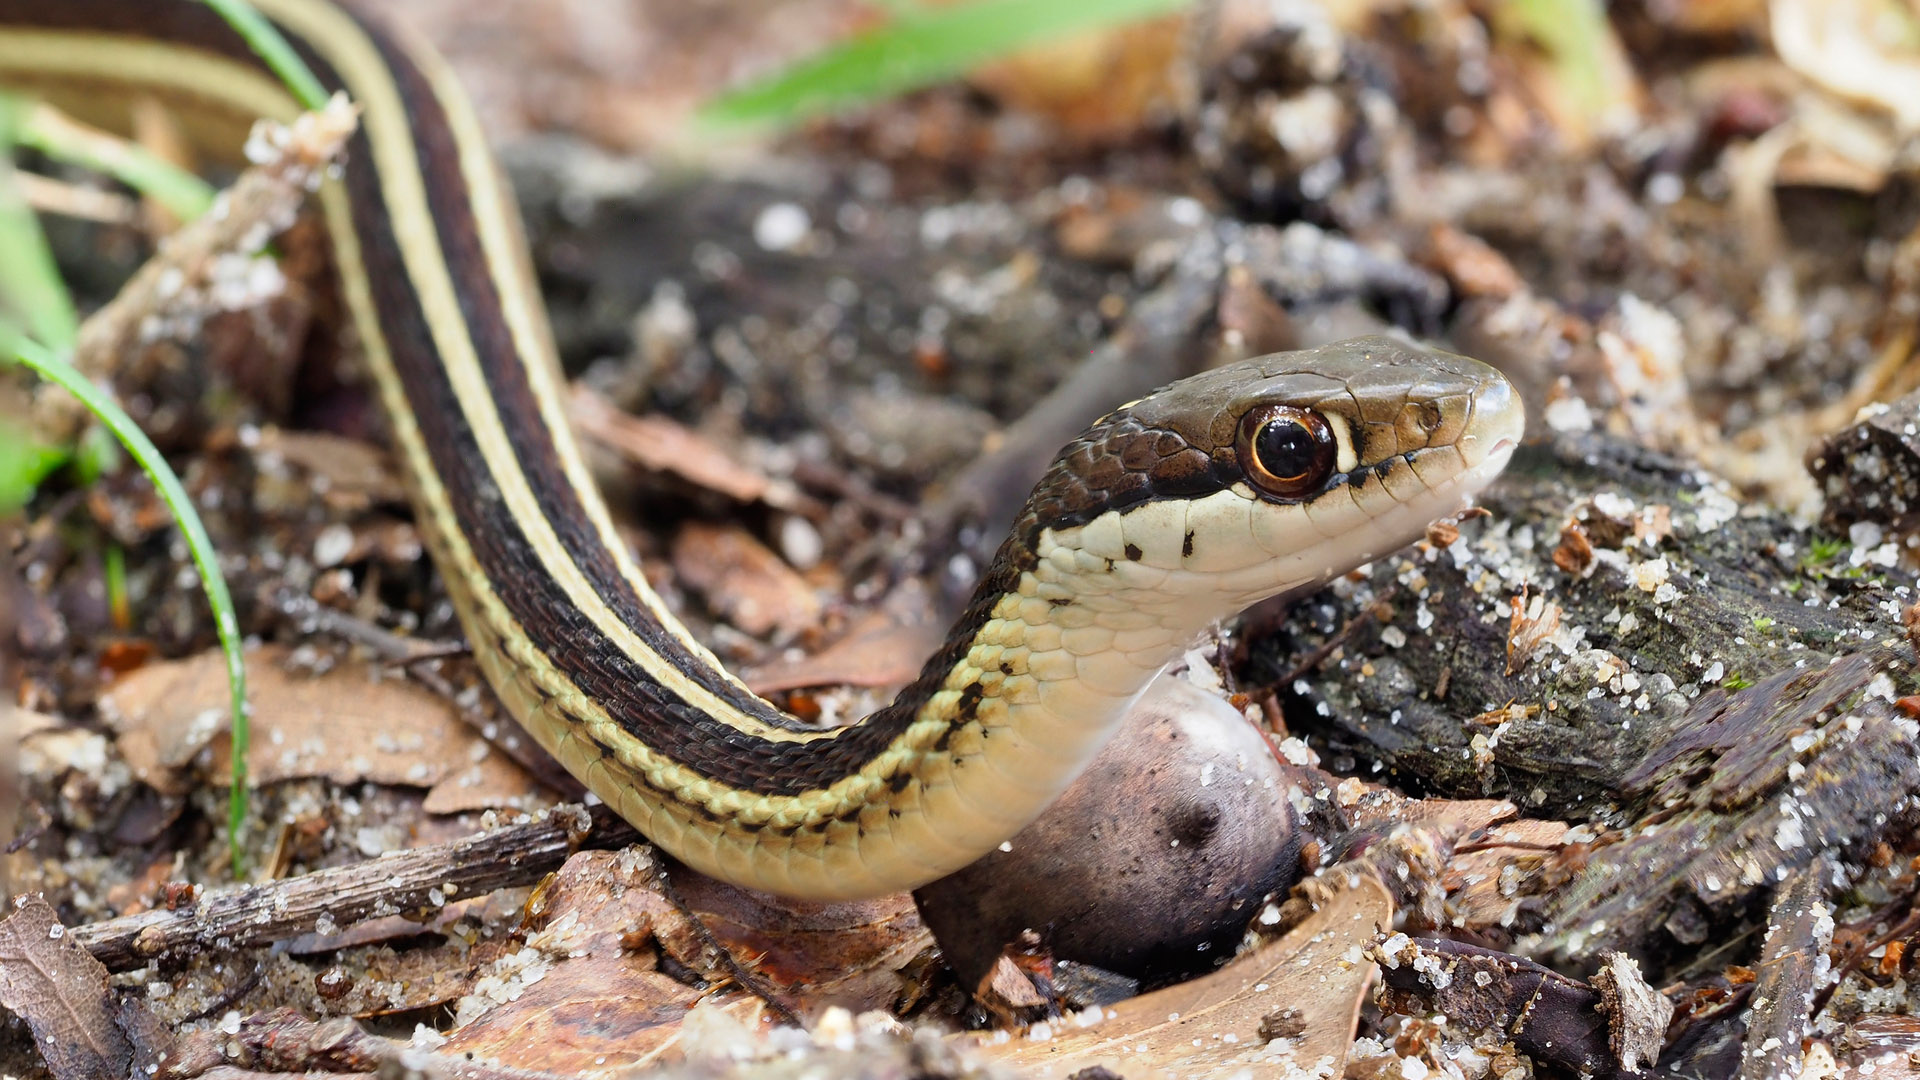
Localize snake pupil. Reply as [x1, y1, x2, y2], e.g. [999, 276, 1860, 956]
[1256, 420, 1317, 481]
[1235, 404, 1335, 501]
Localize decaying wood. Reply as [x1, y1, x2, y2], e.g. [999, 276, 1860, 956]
[1809, 385, 1920, 537]
[1272, 429, 1920, 968]
[1372, 935, 1626, 1077]
[1738, 857, 1834, 1080]
[71, 803, 638, 971]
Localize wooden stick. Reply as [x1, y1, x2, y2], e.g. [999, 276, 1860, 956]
[70, 803, 639, 971]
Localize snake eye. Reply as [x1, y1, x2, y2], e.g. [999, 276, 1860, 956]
[1236, 405, 1336, 501]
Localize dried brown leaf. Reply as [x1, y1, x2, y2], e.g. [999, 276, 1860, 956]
[440, 849, 729, 1073]
[1425, 223, 1524, 300]
[1553, 520, 1595, 576]
[976, 874, 1390, 1079]
[252, 428, 406, 513]
[569, 385, 795, 507]
[0, 896, 132, 1080]
[745, 581, 943, 694]
[101, 646, 537, 809]
[1446, 819, 1584, 932]
[661, 868, 933, 1015]
[672, 522, 821, 640]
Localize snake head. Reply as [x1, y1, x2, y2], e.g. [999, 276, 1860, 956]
[1010, 335, 1525, 646]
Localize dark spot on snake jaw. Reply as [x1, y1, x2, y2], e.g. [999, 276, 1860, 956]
[1124, 542, 1143, 561]
[889, 772, 913, 793]
[957, 681, 986, 720]
[1182, 530, 1195, 558]
[999, 661, 1015, 675]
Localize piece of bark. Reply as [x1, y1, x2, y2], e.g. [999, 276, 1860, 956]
[1372, 935, 1630, 1078]
[1267, 430, 1920, 968]
[1592, 952, 1675, 1074]
[71, 803, 637, 971]
[1808, 388, 1920, 538]
[1530, 648, 1916, 965]
[0, 895, 134, 1080]
[1738, 857, 1835, 1080]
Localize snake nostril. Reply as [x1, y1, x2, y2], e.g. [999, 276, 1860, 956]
[1418, 402, 1443, 436]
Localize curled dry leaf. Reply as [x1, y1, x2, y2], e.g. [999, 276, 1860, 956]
[251, 428, 406, 514]
[1553, 519, 1595, 576]
[745, 579, 944, 694]
[569, 384, 796, 508]
[661, 869, 933, 1017]
[1425, 506, 1489, 549]
[100, 645, 538, 812]
[439, 848, 741, 1074]
[671, 521, 822, 640]
[0, 896, 133, 1080]
[1444, 818, 1589, 932]
[974, 873, 1390, 1079]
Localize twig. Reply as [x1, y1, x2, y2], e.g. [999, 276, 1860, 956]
[163, 1008, 573, 1080]
[179, 962, 264, 1023]
[271, 583, 468, 665]
[36, 96, 359, 443]
[71, 803, 638, 971]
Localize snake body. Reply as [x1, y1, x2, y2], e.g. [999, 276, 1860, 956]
[0, 1, 1524, 900]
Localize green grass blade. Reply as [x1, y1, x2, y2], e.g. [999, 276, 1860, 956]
[13, 99, 216, 222]
[1500, 0, 1614, 118]
[199, 0, 330, 111]
[698, 0, 1193, 132]
[0, 419, 66, 513]
[0, 101, 78, 352]
[9, 337, 252, 877]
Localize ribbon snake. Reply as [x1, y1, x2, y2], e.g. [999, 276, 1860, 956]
[0, 0, 1524, 900]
